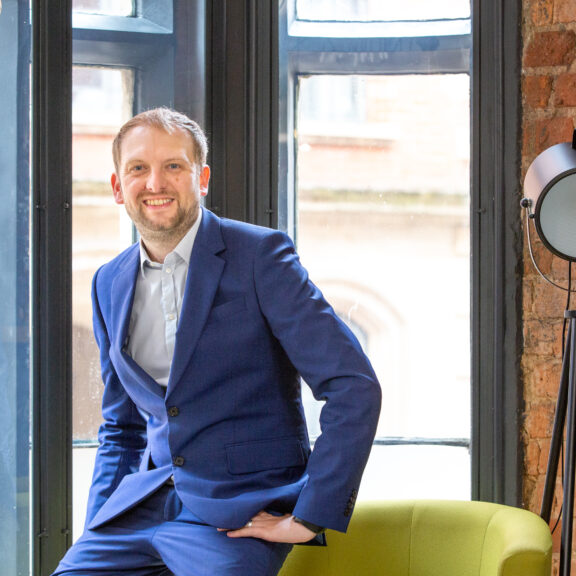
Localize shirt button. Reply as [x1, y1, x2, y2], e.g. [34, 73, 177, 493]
[173, 456, 185, 467]
[165, 267, 172, 274]
[168, 406, 180, 417]
[167, 313, 175, 321]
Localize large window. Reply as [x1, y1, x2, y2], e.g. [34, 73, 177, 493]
[280, 0, 472, 499]
[2, 1, 521, 573]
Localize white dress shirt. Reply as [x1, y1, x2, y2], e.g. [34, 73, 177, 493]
[126, 210, 203, 387]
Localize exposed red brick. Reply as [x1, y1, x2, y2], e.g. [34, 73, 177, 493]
[554, 0, 576, 23]
[529, 277, 572, 319]
[525, 239, 556, 278]
[538, 438, 551, 473]
[528, 116, 575, 155]
[523, 474, 541, 513]
[523, 319, 563, 357]
[525, 439, 541, 475]
[526, 361, 562, 400]
[525, 401, 556, 438]
[531, 0, 554, 25]
[550, 253, 575, 281]
[524, 75, 553, 108]
[555, 73, 576, 107]
[524, 30, 576, 67]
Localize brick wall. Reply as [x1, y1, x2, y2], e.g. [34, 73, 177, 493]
[522, 0, 576, 571]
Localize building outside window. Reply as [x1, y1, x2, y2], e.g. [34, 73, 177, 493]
[280, 0, 472, 500]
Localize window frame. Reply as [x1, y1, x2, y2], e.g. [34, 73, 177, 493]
[32, 0, 73, 572]
[277, 0, 523, 505]
[72, 2, 175, 111]
[471, 0, 523, 506]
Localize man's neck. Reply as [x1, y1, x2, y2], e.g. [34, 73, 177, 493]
[139, 209, 203, 263]
[140, 229, 189, 263]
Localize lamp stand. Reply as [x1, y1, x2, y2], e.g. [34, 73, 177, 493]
[542, 310, 576, 576]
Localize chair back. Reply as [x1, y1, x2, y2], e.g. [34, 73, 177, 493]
[278, 500, 552, 576]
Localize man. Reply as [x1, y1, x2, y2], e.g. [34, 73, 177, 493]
[53, 108, 381, 576]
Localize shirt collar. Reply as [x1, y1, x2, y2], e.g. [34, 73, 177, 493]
[138, 207, 203, 274]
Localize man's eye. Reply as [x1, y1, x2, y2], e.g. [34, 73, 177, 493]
[129, 165, 144, 172]
[168, 163, 181, 170]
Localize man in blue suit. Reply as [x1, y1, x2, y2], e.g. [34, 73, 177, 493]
[53, 108, 381, 575]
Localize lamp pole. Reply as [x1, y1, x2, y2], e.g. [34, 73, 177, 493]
[541, 311, 576, 576]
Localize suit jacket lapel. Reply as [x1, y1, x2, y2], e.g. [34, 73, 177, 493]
[167, 209, 225, 393]
[111, 245, 140, 352]
[109, 245, 166, 398]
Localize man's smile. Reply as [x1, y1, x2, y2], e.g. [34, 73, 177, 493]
[144, 198, 174, 207]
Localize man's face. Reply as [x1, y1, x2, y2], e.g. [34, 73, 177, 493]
[111, 125, 210, 242]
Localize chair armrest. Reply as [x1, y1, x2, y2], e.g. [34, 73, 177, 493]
[480, 507, 552, 576]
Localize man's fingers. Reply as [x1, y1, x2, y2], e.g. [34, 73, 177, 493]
[220, 512, 317, 543]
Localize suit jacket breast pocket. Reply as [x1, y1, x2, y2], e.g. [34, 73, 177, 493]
[226, 436, 307, 475]
[207, 297, 247, 324]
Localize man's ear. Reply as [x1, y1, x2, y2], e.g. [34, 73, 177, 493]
[199, 165, 210, 197]
[111, 173, 124, 205]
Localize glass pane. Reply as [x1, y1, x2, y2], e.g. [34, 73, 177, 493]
[362, 445, 470, 499]
[0, 0, 31, 573]
[296, 74, 470, 498]
[72, 66, 134, 540]
[73, 0, 134, 17]
[297, 0, 470, 21]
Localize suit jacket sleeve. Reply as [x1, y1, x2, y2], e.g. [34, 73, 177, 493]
[84, 267, 147, 527]
[253, 230, 382, 532]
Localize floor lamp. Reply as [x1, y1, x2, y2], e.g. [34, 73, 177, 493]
[522, 130, 576, 576]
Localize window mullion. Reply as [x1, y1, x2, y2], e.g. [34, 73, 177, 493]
[32, 0, 73, 573]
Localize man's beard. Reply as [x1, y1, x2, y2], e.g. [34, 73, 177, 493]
[127, 203, 197, 244]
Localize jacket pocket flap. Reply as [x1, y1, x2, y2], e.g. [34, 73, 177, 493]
[209, 297, 247, 321]
[226, 437, 306, 475]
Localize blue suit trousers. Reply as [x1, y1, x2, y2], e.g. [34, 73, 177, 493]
[52, 484, 293, 576]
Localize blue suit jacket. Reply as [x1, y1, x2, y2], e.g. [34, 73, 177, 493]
[85, 208, 381, 533]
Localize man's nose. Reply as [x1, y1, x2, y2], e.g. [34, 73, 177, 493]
[146, 168, 167, 192]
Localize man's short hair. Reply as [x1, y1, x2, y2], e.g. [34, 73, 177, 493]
[112, 107, 208, 174]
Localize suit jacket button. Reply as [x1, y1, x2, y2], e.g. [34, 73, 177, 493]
[168, 406, 180, 417]
[173, 456, 185, 467]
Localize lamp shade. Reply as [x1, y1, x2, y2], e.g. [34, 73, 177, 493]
[524, 140, 576, 261]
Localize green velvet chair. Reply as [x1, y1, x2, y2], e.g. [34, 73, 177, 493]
[279, 500, 552, 576]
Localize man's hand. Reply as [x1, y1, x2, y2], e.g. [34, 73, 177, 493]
[218, 511, 318, 543]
